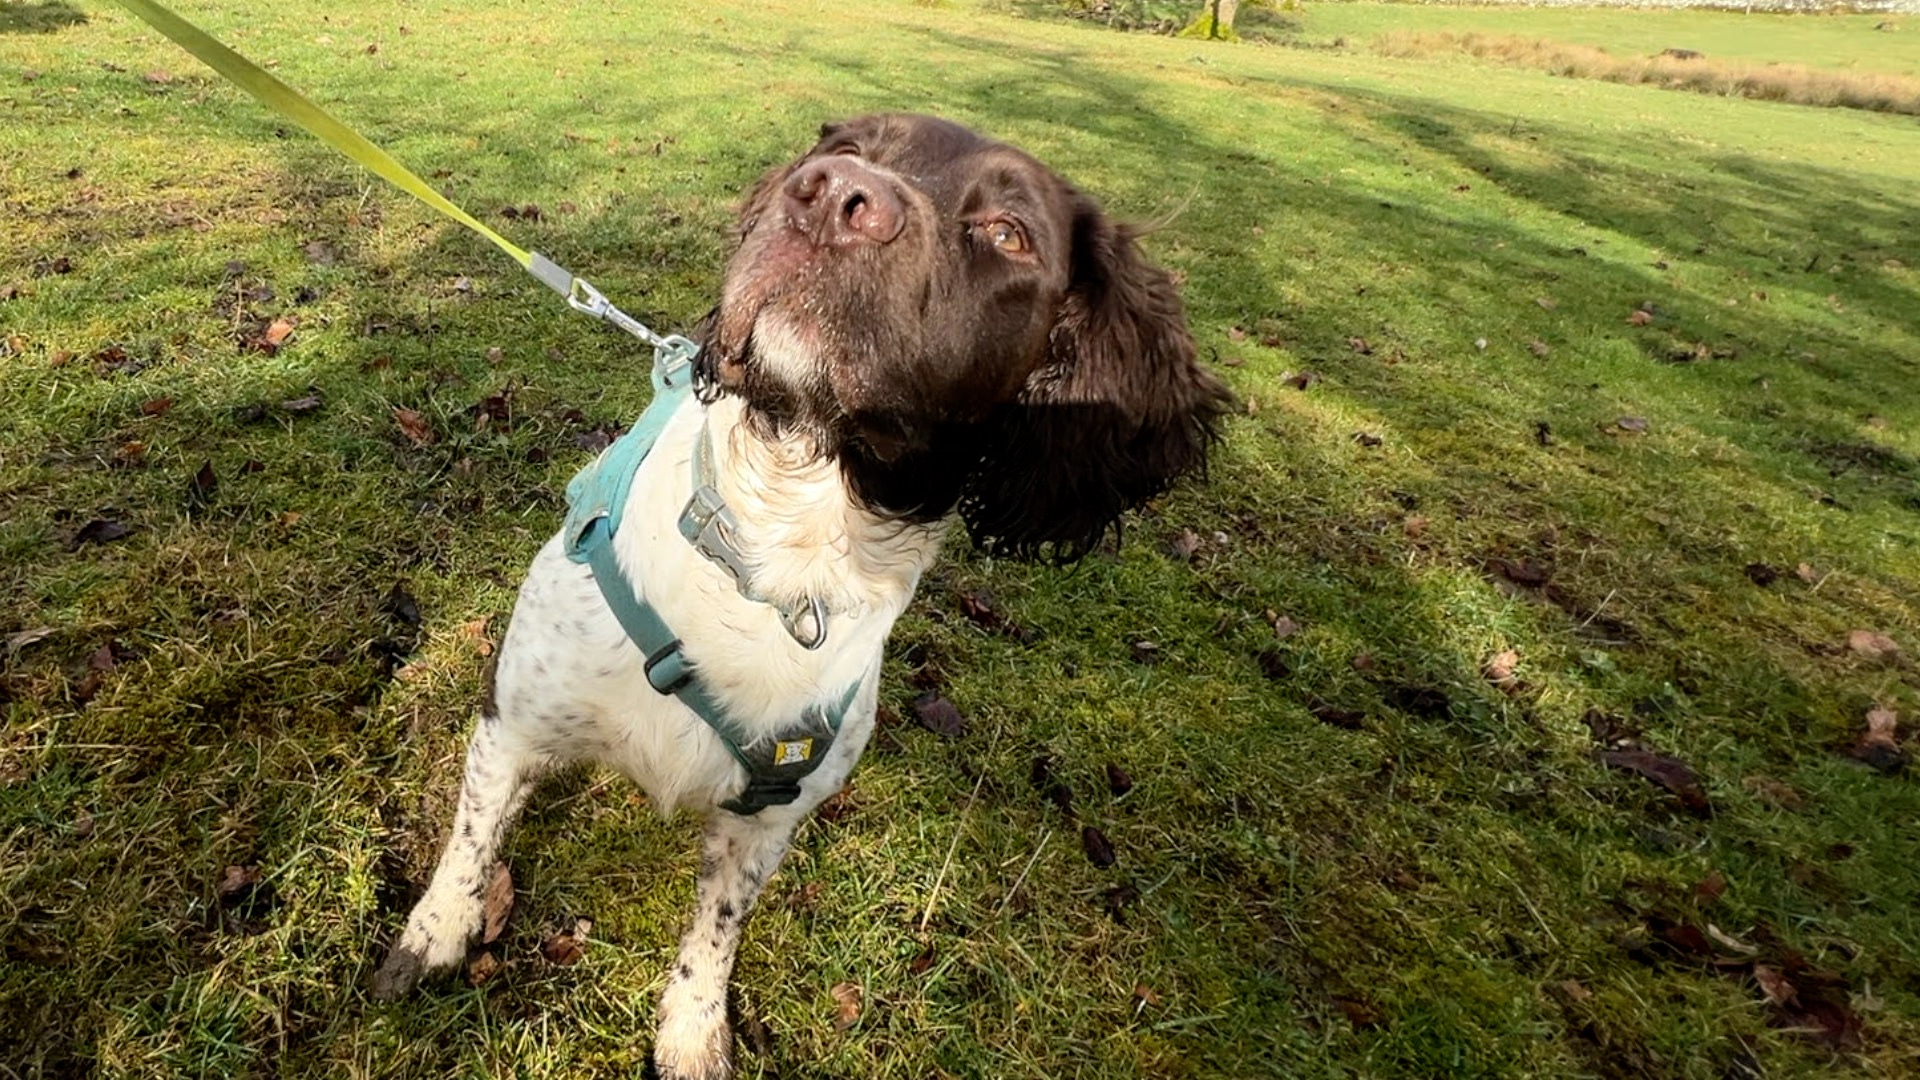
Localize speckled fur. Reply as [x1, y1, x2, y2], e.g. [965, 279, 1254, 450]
[371, 393, 938, 1080]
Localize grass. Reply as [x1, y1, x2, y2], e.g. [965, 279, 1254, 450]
[3, 0, 1920, 1077]
[1366, 30, 1920, 115]
[1297, 4, 1920, 77]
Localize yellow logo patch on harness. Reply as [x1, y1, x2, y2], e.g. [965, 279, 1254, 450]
[772, 738, 814, 767]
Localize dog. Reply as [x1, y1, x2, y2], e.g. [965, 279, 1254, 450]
[371, 113, 1229, 1079]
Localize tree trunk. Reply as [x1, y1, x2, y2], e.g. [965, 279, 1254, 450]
[1207, 0, 1240, 39]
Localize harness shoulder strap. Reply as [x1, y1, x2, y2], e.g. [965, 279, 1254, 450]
[562, 344, 862, 816]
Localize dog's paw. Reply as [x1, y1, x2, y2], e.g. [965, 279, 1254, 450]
[370, 926, 467, 1001]
[654, 989, 734, 1080]
[369, 943, 429, 1001]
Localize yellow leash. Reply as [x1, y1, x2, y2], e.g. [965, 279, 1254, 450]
[112, 0, 687, 352]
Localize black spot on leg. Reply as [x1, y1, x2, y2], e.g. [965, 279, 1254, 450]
[678, 963, 693, 981]
[716, 900, 736, 925]
[460, 819, 475, 840]
[699, 854, 720, 881]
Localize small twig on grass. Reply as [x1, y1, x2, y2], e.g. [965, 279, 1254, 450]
[920, 723, 1002, 933]
[920, 770, 987, 934]
[1577, 589, 1618, 631]
[1493, 868, 1560, 948]
[994, 828, 1051, 915]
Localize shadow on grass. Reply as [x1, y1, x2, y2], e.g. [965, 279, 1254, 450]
[0, 0, 85, 35]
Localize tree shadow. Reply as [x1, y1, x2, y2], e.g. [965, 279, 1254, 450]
[0, 0, 85, 35]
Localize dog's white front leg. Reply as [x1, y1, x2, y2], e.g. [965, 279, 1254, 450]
[371, 714, 543, 999]
[652, 808, 801, 1080]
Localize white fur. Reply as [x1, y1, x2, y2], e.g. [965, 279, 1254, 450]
[373, 390, 942, 1080]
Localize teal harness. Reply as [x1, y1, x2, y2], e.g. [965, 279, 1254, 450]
[561, 341, 859, 816]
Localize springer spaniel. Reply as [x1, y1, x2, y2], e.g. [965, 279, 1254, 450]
[372, 114, 1229, 1079]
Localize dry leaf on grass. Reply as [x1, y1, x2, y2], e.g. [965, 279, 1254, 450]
[829, 981, 862, 1030]
[461, 618, 494, 657]
[538, 916, 592, 965]
[1847, 705, 1905, 774]
[69, 519, 132, 550]
[911, 692, 966, 738]
[481, 863, 513, 945]
[1846, 629, 1900, 658]
[1484, 649, 1519, 685]
[1598, 747, 1710, 816]
[1081, 826, 1116, 868]
[393, 407, 435, 447]
[464, 949, 500, 987]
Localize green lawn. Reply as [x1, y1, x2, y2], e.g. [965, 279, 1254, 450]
[4, 1, 1919, 1077]
[1300, 2, 1920, 76]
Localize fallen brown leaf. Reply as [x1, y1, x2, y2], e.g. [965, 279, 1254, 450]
[1627, 309, 1655, 326]
[480, 862, 513, 944]
[1693, 870, 1727, 905]
[1131, 983, 1163, 1008]
[1742, 774, 1803, 810]
[1081, 826, 1116, 868]
[393, 407, 435, 447]
[140, 397, 173, 416]
[263, 318, 294, 347]
[1847, 704, 1905, 774]
[69, 518, 133, 550]
[908, 945, 936, 976]
[1333, 995, 1383, 1029]
[1309, 701, 1366, 730]
[461, 617, 494, 657]
[538, 916, 592, 965]
[1846, 629, 1899, 658]
[188, 461, 218, 508]
[1105, 763, 1134, 797]
[911, 692, 966, 738]
[1598, 748, 1710, 816]
[1484, 648, 1519, 685]
[830, 981, 862, 1030]
[464, 949, 500, 987]
[1753, 964, 1796, 1007]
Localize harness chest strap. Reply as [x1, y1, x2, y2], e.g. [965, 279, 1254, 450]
[561, 343, 858, 816]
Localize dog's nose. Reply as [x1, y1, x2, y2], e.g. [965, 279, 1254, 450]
[782, 157, 905, 246]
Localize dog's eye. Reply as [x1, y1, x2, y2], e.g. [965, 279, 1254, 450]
[978, 220, 1027, 254]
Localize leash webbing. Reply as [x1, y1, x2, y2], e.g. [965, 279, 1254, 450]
[111, 0, 678, 349]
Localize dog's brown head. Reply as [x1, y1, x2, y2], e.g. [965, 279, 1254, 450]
[701, 113, 1229, 560]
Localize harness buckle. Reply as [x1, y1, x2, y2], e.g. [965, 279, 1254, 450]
[643, 639, 694, 695]
[680, 486, 753, 597]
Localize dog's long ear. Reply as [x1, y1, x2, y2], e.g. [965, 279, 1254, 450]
[960, 196, 1231, 561]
